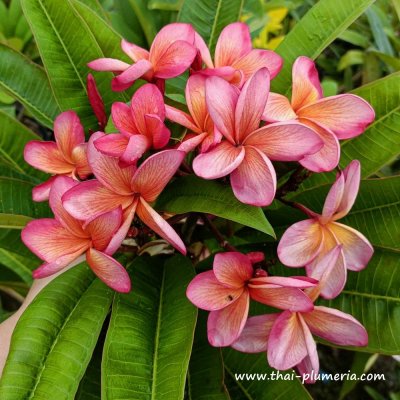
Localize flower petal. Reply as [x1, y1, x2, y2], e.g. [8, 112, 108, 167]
[207, 290, 249, 347]
[165, 104, 199, 133]
[119, 135, 149, 166]
[231, 314, 279, 353]
[250, 276, 316, 289]
[298, 94, 375, 139]
[88, 58, 130, 72]
[94, 134, 129, 158]
[321, 169, 345, 219]
[177, 132, 209, 153]
[136, 198, 186, 254]
[186, 270, 244, 311]
[328, 222, 374, 271]
[111, 59, 153, 91]
[32, 176, 57, 202]
[230, 146, 276, 206]
[243, 121, 323, 161]
[214, 22, 252, 67]
[121, 39, 149, 61]
[291, 56, 323, 111]
[304, 306, 368, 346]
[54, 111, 84, 159]
[262, 92, 297, 122]
[213, 252, 253, 289]
[194, 32, 213, 68]
[144, 114, 170, 149]
[87, 74, 107, 130]
[193, 141, 245, 180]
[72, 143, 91, 179]
[186, 74, 208, 131]
[132, 149, 185, 202]
[86, 248, 131, 293]
[235, 68, 270, 142]
[112, 102, 137, 135]
[278, 219, 323, 267]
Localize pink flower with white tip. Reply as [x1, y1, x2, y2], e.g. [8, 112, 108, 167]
[263, 57, 375, 172]
[194, 22, 282, 87]
[186, 251, 316, 347]
[88, 23, 197, 92]
[24, 111, 91, 202]
[21, 176, 130, 293]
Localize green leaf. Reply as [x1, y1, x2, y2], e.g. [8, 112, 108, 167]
[0, 263, 113, 400]
[0, 44, 59, 128]
[149, 0, 183, 11]
[187, 311, 229, 400]
[102, 255, 197, 400]
[156, 175, 275, 237]
[178, 0, 244, 52]
[21, 0, 124, 130]
[366, 5, 394, 56]
[127, 0, 158, 46]
[0, 248, 34, 283]
[75, 0, 108, 20]
[223, 349, 312, 399]
[271, 0, 375, 93]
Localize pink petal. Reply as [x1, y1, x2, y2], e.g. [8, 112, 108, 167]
[144, 114, 170, 149]
[111, 59, 153, 91]
[193, 141, 245, 179]
[86, 248, 131, 293]
[235, 68, 270, 142]
[298, 94, 375, 139]
[321, 169, 345, 219]
[32, 176, 57, 202]
[186, 74, 208, 131]
[334, 160, 361, 220]
[194, 32, 213, 68]
[233, 49, 283, 80]
[88, 132, 136, 195]
[230, 146, 276, 206]
[94, 134, 129, 158]
[186, 270, 245, 311]
[87, 74, 107, 130]
[327, 222, 374, 271]
[231, 314, 279, 353]
[121, 39, 149, 61]
[299, 120, 340, 173]
[62, 180, 133, 221]
[262, 92, 297, 123]
[205, 76, 239, 143]
[119, 135, 150, 166]
[304, 306, 368, 346]
[277, 219, 323, 267]
[267, 310, 313, 370]
[250, 276, 316, 289]
[136, 198, 186, 254]
[24, 141, 73, 174]
[214, 22, 252, 67]
[21, 219, 89, 263]
[112, 102, 138, 135]
[88, 58, 130, 72]
[291, 56, 323, 111]
[72, 143, 91, 179]
[153, 40, 197, 79]
[132, 149, 185, 202]
[86, 207, 123, 251]
[207, 290, 249, 347]
[213, 252, 253, 289]
[177, 132, 209, 153]
[165, 105, 199, 133]
[243, 121, 323, 161]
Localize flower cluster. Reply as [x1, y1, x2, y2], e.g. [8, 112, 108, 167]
[21, 22, 375, 379]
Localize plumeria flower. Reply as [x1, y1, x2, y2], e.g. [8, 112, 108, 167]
[94, 84, 170, 167]
[278, 160, 374, 298]
[62, 132, 186, 255]
[88, 23, 197, 92]
[193, 68, 323, 206]
[87, 73, 107, 131]
[24, 111, 91, 202]
[186, 251, 316, 347]
[263, 57, 375, 172]
[194, 22, 282, 87]
[165, 74, 221, 153]
[21, 176, 131, 293]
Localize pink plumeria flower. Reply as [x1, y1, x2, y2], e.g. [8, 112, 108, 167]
[94, 84, 170, 167]
[232, 303, 367, 383]
[193, 68, 323, 206]
[165, 74, 221, 153]
[62, 132, 186, 255]
[263, 57, 375, 172]
[87, 73, 107, 131]
[21, 176, 130, 293]
[194, 22, 282, 87]
[88, 23, 197, 92]
[278, 160, 374, 298]
[186, 251, 316, 347]
[24, 111, 91, 202]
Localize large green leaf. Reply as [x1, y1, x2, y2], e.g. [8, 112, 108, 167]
[156, 175, 275, 237]
[102, 255, 197, 400]
[223, 349, 312, 399]
[0, 248, 35, 283]
[21, 0, 124, 130]
[178, 0, 244, 52]
[271, 0, 375, 93]
[0, 44, 60, 128]
[0, 264, 113, 400]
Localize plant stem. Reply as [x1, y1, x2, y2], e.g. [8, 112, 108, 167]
[200, 213, 237, 252]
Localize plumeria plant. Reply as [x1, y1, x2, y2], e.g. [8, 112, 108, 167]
[0, 0, 398, 399]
